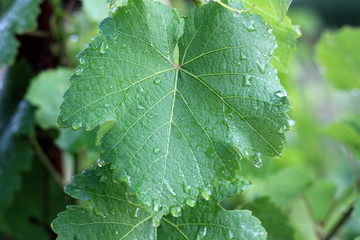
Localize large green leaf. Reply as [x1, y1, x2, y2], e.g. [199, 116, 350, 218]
[58, 0, 290, 216]
[26, 68, 73, 129]
[316, 27, 360, 90]
[0, 0, 42, 66]
[52, 165, 266, 238]
[243, 0, 299, 73]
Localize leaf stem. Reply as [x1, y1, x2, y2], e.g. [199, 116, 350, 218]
[215, 0, 255, 14]
[29, 133, 64, 188]
[323, 204, 354, 240]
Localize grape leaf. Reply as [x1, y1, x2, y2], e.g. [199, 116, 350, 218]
[52, 165, 266, 238]
[57, 0, 290, 216]
[0, 0, 42, 66]
[245, 197, 295, 240]
[26, 68, 73, 129]
[243, 0, 299, 73]
[316, 27, 360, 90]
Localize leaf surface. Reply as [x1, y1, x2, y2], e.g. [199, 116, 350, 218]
[243, 0, 299, 73]
[0, 0, 42, 66]
[316, 27, 360, 90]
[26, 68, 73, 129]
[52, 165, 266, 239]
[58, 0, 290, 215]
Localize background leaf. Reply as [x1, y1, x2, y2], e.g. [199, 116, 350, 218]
[316, 27, 360, 90]
[0, 0, 42, 66]
[26, 68, 74, 129]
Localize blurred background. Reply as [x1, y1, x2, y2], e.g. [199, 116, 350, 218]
[0, 0, 359, 239]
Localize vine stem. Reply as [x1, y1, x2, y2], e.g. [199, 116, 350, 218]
[323, 204, 354, 240]
[215, 0, 255, 13]
[29, 133, 64, 188]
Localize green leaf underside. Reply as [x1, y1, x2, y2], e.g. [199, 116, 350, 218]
[58, 0, 290, 216]
[52, 165, 266, 239]
[0, 0, 42, 66]
[316, 27, 360, 90]
[243, 0, 299, 73]
[26, 68, 74, 129]
[246, 197, 295, 240]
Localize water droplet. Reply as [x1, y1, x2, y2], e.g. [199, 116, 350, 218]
[257, 60, 266, 73]
[153, 200, 160, 212]
[274, 42, 278, 49]
[243, 20, 255, 32]
[243, 75, 252, 87]
[152, 216, 161, 227]
[197, 227, 207, 239]
[267, 28, 273, 34]
[288, 119, 295, 127]
[124, 171, 131, 185]
[93, 207, 105, 218]
[110, 208, 116, 215]
[97, 159, 105, 167]
[153, 147, 160, 154]
[186, 198, 196, 207]
[200, 188, 211, 200]
[171, 206, 182, 217]
[79, 57, 85, 64]
[72, 122, 83, 130]
[143, 49, 149, 54]
[232, 11, 241, 17]
[154, 78, 161, 85]
[240, 52, 247, 60]
[183, 182, 191, 194]
[100, 42, 108, 54]
[121, 44, 126, 48]
[105, 103, 110, 107]
[134, 207, 139, 218]
[275, 91, 287, 98]
[75, 68, 83, 76]
[254, 153, 263, 168]
[180, 117, 186, 121]
[100, 175, 107, 182]
[279, 124, 288, 133]
[229, 230, 234, 239]
[138, 105, 145, 110]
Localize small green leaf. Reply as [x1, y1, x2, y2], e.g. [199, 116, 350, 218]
[304, 181, 337, 222]
[26, 68, 73, 129]
[246, 197, 295, 240]
[58, 0, 290, 216]
[0, 0, 42, 66]
[316, 27, 360, 90]
[52, 165, 267, 239]
[323, 118, 360, 156]
[81, 0, 108, 22]
[243, 0, 299, 73]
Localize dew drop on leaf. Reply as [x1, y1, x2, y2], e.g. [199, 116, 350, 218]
[93, 207, 105, 218]
[170, 206, 182, 217]
[97, 159, 105, 168]
[197, 227, 207, 239]
[154, 78, 161, 85]
[254, 153, 263, 168]
[232, 11, 241, 18]
[200, 187, 211, 200]
[152, 215, 161, 227]
[267, 28, 273, 34]
[240, 52, 247, 60]
[100, 175, 107, 182]
[153, 147, 160, 154]
[185, 198, 196, 207]
[243, 20, 255, 32]
[183, 182, 191, 194]
[72, 121, 83, 130]
[100, 42, 108, 54]
[243, 75, 252, 87]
